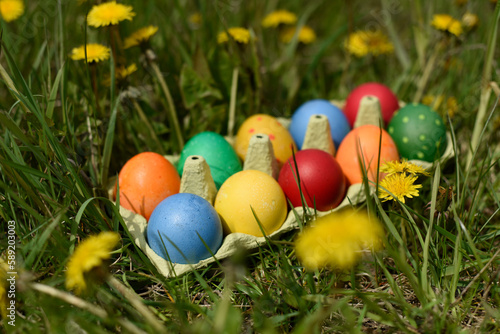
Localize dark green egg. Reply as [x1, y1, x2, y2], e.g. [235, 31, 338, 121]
[387, 103, 447, 162]
[177, 132, 242, 189]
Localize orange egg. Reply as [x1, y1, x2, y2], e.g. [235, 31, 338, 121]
[114, 152, 180, 220]
[336, 125, 399, 184]
[235, 114, 297, 165]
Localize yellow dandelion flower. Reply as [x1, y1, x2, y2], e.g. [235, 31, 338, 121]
[280, 25, 316, 44]
[70, 43, 110, 63]
[380, 159, 430, 177]
[123, 25, 158, 49]
[462, 12, 479, 30]
[431, 14, 463, 37]
[262, 9, 297, 28]
[103, 63, 137, 86]
[0, 0, 24, 22]
[345, 30, 394, 58]
[295, 209, 384, 271]
[217, 27, 251, 44]
[87, 1, 135, 28]
[117, 63, 137, 79]
[189, 12, 202, 26]
[65, 231, 120, 295]
[378, 173, 422, 203]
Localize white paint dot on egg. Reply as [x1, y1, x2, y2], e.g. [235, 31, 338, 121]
[417, 152, 424, 159]
[435, 119, 441, 125]
[419, 114, 426, 120]
[422, 145, 429, 150]
[388, 126, 394, 134]
[402, 137, 409, 143]
[419, 134, 426, 141]
[402, 117, 409, 123]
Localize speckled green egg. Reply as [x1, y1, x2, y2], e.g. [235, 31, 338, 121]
[177, 132, 242, 189]
[387, 104, 447, 162]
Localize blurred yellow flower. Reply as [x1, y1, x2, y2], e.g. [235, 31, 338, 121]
[295, 209, 384, 271]
[0, 0, 24, 22]
[262, 9, 297, 28]
[462, 12, 479, 30]
[189, 12, 202, 26]
[345, 30, 394, 57]
[378, 173, 422, 203]
[217, 27, 251, 44]
[380, 159, 430, 177]
[280, 25, 316, 44]
[423, 95, 458, 118]
[104, 63, 137, 86]
[446, 96, 458, 118]
[66, 231, 120, 295]
[70, 44, 110, 63]
[87, 1, 135, 28]
[422, 94, 442, 107]
[124, 25, 159, 49]
[116, 63, 137, 79]
[431, 14, 463, 37]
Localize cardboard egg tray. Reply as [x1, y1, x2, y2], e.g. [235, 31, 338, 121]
[111, 96, 454, 278]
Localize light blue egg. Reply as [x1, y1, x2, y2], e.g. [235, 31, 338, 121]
[147, 193, 223, 264]
[289, 99, 351, 149]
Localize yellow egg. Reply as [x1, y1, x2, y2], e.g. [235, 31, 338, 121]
[214, 170, 288, 237]
[235, 114, 297, 165]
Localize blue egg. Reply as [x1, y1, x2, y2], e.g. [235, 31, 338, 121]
[289, 99, 351, 149]
[147, 193, 223, 264]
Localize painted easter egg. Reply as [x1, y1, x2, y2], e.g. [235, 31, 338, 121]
[147, 193, 223, 264]
[177, 132, 242, 189]
[234, 114, 297, 165]
[214, 170, 287, 237]
[115, 152, 180, 220]
[387, 103, 447, 162]
[289, 99, 351, 149]
[336, 125, 400, 184]
[344, 83, 400, 127]
[278, 149, 346, 211]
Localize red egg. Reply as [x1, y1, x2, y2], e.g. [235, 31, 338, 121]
[278, 149, 346, 211]
[344, 82, 400, 127]
[114, 152, 180, 220]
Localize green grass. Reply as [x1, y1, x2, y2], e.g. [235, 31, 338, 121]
[1, 0, 500, 333]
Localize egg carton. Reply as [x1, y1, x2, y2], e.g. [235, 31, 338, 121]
[112, 96, 454, 278]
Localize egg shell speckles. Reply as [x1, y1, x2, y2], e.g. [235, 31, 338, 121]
[387, 103, 447, 162]
[177, 132, 242, 189]
[235, 114, 297, 165]
[336, 125, 400, 185]
[289, 99, 351, 149]
[147, 193, 223, 264]
[214, 170, 288, 237]
[115, 152, 180, 221]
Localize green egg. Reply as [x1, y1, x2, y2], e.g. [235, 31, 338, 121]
[177, 132, 242, 189]
[387, 104, 447, 162]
